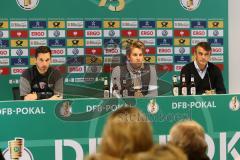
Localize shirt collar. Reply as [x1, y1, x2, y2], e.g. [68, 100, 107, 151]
[194, 61, 208, 79]
[194, 61, 208, 73]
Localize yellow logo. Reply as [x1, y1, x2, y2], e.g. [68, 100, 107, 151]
[86, 56, 102, 64]
[103, 21, 120, 28]
[208, 21, 224, 28]
[30, 57, 36, 65]
[0, 21, 9, 28]
[174, 38, 190, 46]
[67, 39, 84, 46]
[11, 40, 28, 47]
[144, 56, 156, 63]
[48, 21, 65, 28]
[157, 21, 173, 28]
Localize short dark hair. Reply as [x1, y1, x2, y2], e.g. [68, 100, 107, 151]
[126, 40, 145, 56]
[35, 46, 52, 58]
[195, 42, 211, 52]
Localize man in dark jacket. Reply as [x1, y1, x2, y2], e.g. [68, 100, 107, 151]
[180, 42, 226, 95]
[20, 46, 63, 100]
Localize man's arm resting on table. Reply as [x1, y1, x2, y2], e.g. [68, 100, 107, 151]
[19, 77, 37, 100]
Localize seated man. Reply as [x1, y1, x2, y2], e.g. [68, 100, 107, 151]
[20, 46, 63, 100]
[110, 40, 158, 98]
[180, 42, 226, 95]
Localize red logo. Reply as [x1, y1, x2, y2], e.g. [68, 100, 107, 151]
[191, 47, 195, 54]
[86, 30, 101, 37]
[121, 30, 138, 37]
[67, 66, 83, 73]
[10, 30, 28, 38]
[53, 66, 66, 74]
[30, 31, 46, 37]
[191, 30, 206, 36]
[51, 49, 65, 56]
[104, 48, 120, 54]
[156, 64, 173, 72]
[67, 30, 84, 37]
[11, 67, 27, 75]
[157, 47, 173, 54]
[103, 65, 114, 73]
[211, 47, 223, 54]
[145, 47, 156, 54]
[85, 48, 102, 55]
[0, 49, 9, 56]
[30, 48, 36, 56]
[212, 48, 222, 53]
[139, 30, 155, 37]
[0, 67, 9, 75]
[174, 65, 185, 71]
[174, 30, 190, 37]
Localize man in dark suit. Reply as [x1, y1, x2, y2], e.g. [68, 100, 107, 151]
[180, 42, 226, 95]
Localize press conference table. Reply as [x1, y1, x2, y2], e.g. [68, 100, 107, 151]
[0, 94, 239, 160]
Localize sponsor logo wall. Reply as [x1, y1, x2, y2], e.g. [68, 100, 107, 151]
[0, 19, 225, 83]
[0, 14, 228, 99]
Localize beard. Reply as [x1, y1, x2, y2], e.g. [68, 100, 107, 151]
[37, 65, 48, 74]
[131, 62, 142, 69]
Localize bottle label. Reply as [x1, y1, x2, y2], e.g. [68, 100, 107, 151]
[182, 87, 187, 95]
[112, 90, 120, 97]
[190, 87, 196, 95]
[173, 87, 179, 96]
[104, 90, 110, 98]
[122, 89, 128, 97]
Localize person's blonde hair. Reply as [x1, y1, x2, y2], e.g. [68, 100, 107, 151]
[100, 107, 153, 158]
[125, 40, 145, 56]
[169, 120, 209, 160]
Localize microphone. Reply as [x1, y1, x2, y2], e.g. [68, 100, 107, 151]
[207, 70, 216, 94]
[207, 70, 212, 90]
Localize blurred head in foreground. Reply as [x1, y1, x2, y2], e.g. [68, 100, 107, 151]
[169, 120, 210, 160]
